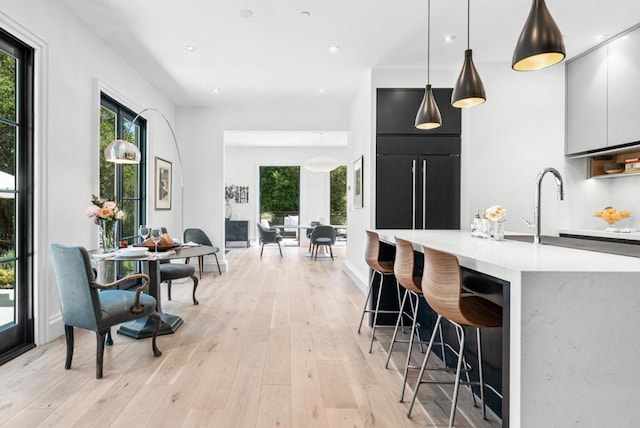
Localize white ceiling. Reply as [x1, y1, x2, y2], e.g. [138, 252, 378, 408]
[225, 131, 347, 148]
[58, 0, 640, 110]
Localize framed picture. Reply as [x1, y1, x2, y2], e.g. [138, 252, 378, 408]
[154, 157, 172, 210]
[354, 155, 363, 208]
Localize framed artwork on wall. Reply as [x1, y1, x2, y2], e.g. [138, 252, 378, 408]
[154, 157, 172, 210]
[354, 155, 363, 208]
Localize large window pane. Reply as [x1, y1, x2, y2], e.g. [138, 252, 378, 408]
[0, 259, 16, 328]
[99, 106, 116, 199]
[0, 50, 16, 122]
[0, 198, 15, 256]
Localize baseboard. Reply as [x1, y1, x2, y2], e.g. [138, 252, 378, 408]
[343, 261, 367, 295]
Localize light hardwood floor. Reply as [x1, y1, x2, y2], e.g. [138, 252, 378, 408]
[0, 244, 501, 427]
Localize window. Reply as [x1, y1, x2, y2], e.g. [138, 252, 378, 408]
[99, 95, 146, 278]
[0, 28, 35, 363]
[99, 94, 146, 244]
[330, 165, 347, 225]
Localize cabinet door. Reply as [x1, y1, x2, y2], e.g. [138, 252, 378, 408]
[608, 28, 640, 147]
[376, 154, 416, 229]
[566, 45, 608, 155]
[376, 88, 461, 136]
[422, 155, 460, 229]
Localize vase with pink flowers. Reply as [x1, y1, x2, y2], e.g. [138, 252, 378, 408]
[85, 194, 125, 252]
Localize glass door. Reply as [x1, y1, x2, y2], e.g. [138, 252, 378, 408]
[0, 30, 35, 363]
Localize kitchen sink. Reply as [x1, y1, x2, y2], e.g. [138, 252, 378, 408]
[504, 234, 640, 258]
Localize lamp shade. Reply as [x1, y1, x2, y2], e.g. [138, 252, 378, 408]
[104, 139, 141, 164]
[303, 156, 340, 172]
[452, 49, 486, 108]
[415, 84, 442, 130]
[512, 0, 565, 71]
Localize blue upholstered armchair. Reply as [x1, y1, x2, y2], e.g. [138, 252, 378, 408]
[257, 222, 283, 257]
[49, 244, 162, 379]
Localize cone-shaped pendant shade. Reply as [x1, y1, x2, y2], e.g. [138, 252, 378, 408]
[512, 0, 565, 71]
[452, 49, 486, 108]
[415, 84, 442, 130]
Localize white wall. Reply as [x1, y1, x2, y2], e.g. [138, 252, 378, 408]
[224, 145, 347, 243]
[177, 104, 348, 271]
[1, 1, 180, 344]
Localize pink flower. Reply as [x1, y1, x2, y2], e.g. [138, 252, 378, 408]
[85, 205, 100, 218]
[103, 201, 116, 209]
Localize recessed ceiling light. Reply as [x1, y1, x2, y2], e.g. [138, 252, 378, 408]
[442, 34, 456, 43]
[212, 88, 221, 94]
[319, 88, 326, 94]
[240, 9, 253, 18]
[328, 45, 340, 54]
[594, 33, 608, 41]
[185, 45, 197, 52]
[300, 11, 311, 17]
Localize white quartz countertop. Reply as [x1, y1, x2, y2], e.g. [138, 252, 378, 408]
[375, 229, 640, 276]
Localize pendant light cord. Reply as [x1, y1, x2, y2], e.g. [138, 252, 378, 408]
[427, 0, 431, 83]
[467, 0, 470, 49]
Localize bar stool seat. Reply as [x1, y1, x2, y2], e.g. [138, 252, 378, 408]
[407, 246, 502, 427]
[356, 230, 404, 353]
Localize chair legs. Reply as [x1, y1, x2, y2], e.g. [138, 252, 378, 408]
[260, 242, 282, 257]
[407, 318, 498, 428]
[64, 325, 74, 370]
[214, 253, 222, 275]
[312, 244, 334, 260]
[356, 270, 402, 353]
[167, 276, 200, 305]
[96, 330, 107, 379]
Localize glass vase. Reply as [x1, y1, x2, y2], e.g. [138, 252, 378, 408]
[491, 221, 505, 241]
[100, 220, 117, 252]
[225, 202, 232, 220]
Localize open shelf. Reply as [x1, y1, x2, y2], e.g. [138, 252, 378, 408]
[589, 149, 640, 178]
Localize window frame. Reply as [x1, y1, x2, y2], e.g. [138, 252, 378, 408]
[99, 93, 147, 243]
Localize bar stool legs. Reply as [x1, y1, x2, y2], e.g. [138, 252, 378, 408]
[407, 316, 501, 427]
[356, 269, 403, 353]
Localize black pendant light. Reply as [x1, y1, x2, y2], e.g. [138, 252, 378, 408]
[512, 0, 566, 71]
[451, 0, 486, 108]
[415, 0, 442, 130]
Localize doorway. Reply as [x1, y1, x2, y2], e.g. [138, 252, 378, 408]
[0, 29, 35, 363]
[259, 166, 300, 243]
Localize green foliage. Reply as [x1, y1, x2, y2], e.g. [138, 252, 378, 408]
[330, 166, 347, 225]
[0, 249, 14, 288]
[259, 166, 300, 213]
[0, 268, 14, 288]
[99, 106, 141, 240]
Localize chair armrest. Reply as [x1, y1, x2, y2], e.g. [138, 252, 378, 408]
[261, 229, 278, 241]
[90, 273, 151, 314]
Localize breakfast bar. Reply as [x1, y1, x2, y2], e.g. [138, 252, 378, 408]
[375, 229, 640, 428]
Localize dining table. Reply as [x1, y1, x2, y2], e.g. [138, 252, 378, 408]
[91, 245, 218, 339]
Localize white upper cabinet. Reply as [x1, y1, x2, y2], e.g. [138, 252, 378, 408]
[566, 45, 608, 155]
[608, 28, 640, 147]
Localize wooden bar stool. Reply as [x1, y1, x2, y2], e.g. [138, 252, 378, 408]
[385, 237, 444, 401]
[407, 246, 503, 427]
[357, 230, 404, 353]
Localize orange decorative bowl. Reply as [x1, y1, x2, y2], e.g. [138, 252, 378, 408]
[594, 207, 630, 226]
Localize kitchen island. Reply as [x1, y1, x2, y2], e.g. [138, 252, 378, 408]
[375, 229, 640, 428]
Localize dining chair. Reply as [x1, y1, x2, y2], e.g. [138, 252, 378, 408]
[49, 243, 162, 379]
[183, 227, 222, 277]
[310, 225, 336, 260]
[257, 222, 283, 257]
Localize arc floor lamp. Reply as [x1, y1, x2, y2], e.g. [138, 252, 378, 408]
[104, 107, 184, 235]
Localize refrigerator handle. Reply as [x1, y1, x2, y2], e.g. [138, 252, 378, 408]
[422, 159, 427, 229]
[412, 160, 416, 230]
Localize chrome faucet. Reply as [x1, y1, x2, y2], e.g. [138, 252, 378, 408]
[522, 167, 565, 244]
